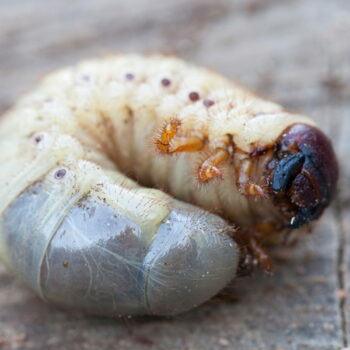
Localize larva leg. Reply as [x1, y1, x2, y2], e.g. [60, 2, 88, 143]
[154, 119, 181, 153]
[236, 159, 267, 198]
[168, 135, 205, 153]
[247, 236, 273, 273]
[239, 182, 267, 198]
[197, 148, 229, 183]
[154, 120, 205, 154]
[233, 226, 273, 273]
[196, 135, 233, 183]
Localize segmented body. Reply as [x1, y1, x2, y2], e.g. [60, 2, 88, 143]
[0, 54, 337, 316]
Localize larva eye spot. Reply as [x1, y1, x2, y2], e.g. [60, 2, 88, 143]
[271, 124, 338, 228]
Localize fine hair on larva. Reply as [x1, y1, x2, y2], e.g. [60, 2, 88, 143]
[0, 54, 338, 316]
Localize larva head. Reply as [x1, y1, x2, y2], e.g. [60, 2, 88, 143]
[270, 124, 338, 229]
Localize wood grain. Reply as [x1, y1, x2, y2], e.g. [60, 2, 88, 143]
[0, 0, 349, 349]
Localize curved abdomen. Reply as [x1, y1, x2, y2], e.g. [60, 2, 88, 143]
[0, 179, 238, 316]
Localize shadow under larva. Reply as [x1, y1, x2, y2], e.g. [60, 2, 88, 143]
[0, 54, 338, 316]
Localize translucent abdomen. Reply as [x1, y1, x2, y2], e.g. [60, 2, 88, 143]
[1, 180, 238, 316]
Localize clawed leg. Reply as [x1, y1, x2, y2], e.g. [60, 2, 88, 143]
[233, 228, 274, 273]
[236, 159, 267, 198]
[154, 120, 205, 153]
[196, 135, 234, 183]
[239, 182, 267, 198]
[155, 121, 267, 193]
[168, 135, 205, 153]
[247, 236, 273, 272]
[197, 148, 230, 183]
[154, 119, 181, 153]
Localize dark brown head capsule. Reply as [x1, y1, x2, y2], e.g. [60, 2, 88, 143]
[271, 124, 338, 229]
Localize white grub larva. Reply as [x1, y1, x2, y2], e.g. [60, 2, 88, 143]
[0, 54, 338, 316]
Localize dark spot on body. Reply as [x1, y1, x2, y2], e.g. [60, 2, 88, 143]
[63, 262, 69, 268]
[161, 78, 171, 87]
[54, 169, 67, 179]
[34, 134, 43, 143]
[125, 73, 135, 80]
[203, 99, 215, 108]
[189, 91, 200, 102]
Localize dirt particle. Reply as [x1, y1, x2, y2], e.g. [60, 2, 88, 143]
[323, 323, 334, 331]
[218, 337, 230, 347]
[337, 288, 347, 300]
[321, 75, 345, 96]
[14, 334, 27, 344]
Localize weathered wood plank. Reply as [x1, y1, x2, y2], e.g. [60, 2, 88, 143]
[0, 0, 349, 349]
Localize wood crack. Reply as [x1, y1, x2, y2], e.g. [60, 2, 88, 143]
[335, 194, 348, 347]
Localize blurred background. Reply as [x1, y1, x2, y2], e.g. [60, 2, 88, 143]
[0, 0, 350, 349]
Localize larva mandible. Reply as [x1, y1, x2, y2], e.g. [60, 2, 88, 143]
[0, 54, 338, 316]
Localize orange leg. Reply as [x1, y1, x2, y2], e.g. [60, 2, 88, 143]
[236, 160, 267, 198]
[241, 182, 267, 198]
[155, 120, 205, 154]
[168, 135, 205, 153]
[154, 120, 181, 153]
[197, 148, 230, 183]
[247, 236, 274, 272]
[232, 228, 274, 273]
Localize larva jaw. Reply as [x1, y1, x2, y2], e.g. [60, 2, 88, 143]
[271, 124, 338, 229]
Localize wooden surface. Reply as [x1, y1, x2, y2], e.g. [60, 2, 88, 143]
[0, 0, 350, 349]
